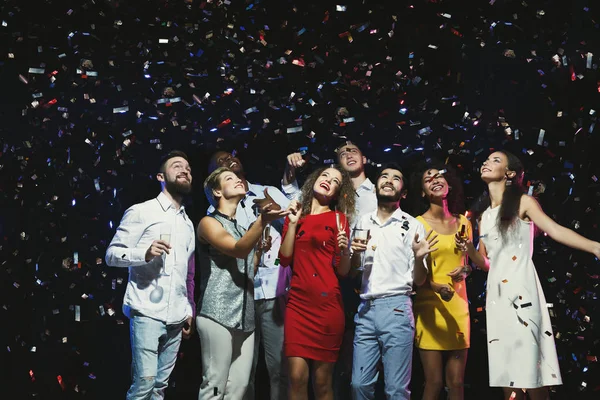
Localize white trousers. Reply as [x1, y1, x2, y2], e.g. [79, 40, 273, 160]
[197, 316, 255, 400]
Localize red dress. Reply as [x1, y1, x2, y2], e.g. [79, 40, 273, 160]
[279, 211, 349, 363]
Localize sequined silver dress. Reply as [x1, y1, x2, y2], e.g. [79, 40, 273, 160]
[196, 212, 255, 332]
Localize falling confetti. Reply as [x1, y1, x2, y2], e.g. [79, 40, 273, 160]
[0, 0, 599, 398]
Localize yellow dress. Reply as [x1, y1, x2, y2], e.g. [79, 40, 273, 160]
[414, 215, 471, 350]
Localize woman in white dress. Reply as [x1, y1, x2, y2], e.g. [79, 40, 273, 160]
[455, 150, 600, 400]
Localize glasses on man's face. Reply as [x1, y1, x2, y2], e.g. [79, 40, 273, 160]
[338, 147, 360, 159]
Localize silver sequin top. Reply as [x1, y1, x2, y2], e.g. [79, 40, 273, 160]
[197, 212, 255, 332]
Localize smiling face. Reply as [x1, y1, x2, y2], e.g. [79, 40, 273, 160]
[211, 151, 244, 175]
[216, 171, 246, 200]
[337, 144, 367, 175]
[312, 167, 343, 200]
[376, 168, 405, 203]
[421, 168, 449, 200]
[480, 151, 512, 183]
[159, 156, 192, 196]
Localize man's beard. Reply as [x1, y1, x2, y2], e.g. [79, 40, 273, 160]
[376, 188, 401, 203]
[165, 178, 192, 196]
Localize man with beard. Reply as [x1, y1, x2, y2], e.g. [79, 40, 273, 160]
[207, 150, 290, 400]
[348, 163, 437, 400]
[282, 141, 377, 398]
[106, 151, 196, 400]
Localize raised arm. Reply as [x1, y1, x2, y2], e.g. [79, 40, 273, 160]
[521, 195, 600, 257]
[198, 215, 266, 259]
[412, 225, 438, 287]
[281, 152, 304, 201]
[263, 186, 291, 234]
[279, 200, 302, 265]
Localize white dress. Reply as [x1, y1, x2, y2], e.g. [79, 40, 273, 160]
[480, 206, 563, 388]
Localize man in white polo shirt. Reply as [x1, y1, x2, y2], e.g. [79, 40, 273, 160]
[349, 163, 438, 400]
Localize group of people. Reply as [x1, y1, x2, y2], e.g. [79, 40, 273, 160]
[106, 142, 600, 400]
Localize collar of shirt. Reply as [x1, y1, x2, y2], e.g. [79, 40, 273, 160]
[157, 192, 187, 217]
[356, 178, 375, 195]
[368, 206, 406, 227]
[246, 181, 261, 197]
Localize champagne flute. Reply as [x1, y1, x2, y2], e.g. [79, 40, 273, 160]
[159, 226, 171, 276]
[353, 228, 370, 245]
[335, 207, 347, 234]
[150, 225, 171, 303]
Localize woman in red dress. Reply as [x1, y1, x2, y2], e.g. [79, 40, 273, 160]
[279, 165, 356, 400]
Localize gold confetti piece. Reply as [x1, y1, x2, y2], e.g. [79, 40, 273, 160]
[512, 255, 517, 261]
[502, 279, 508, 283]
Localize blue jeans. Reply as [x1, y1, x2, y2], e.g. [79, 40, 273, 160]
[127, 314, 183, 400]
[351, 295, 414, 400]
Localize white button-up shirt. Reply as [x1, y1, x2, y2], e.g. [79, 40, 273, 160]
[106, 192, 195, 324]
[208, 182, 291, 300]
[355, 207, 427, 300]
[282, 177, 377, 230]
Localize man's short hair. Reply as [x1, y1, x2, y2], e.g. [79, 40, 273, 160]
[376, 162, 404, 180]
[159, 150, 189, 173]
[334, 140, 361, 155]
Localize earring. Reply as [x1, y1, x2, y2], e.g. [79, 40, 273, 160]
[448, 186, 453, 191]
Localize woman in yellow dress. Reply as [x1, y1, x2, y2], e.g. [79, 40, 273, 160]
[409, 162, 486, 400]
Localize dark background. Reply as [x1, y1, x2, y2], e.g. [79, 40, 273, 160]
[1, 0, 599, 398]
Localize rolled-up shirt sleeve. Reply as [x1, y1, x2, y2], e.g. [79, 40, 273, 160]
[281, 179, 301, 201]
[105, 206, 149, 267]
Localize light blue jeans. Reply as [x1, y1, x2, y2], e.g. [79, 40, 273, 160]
[127, 314, 183, 400]
[351, 295, 414, 400]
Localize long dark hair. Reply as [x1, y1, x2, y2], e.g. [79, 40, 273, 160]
[408, 160, 465, 217]
[299, 165, 356, 223]
[472, 150, 525, 240]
